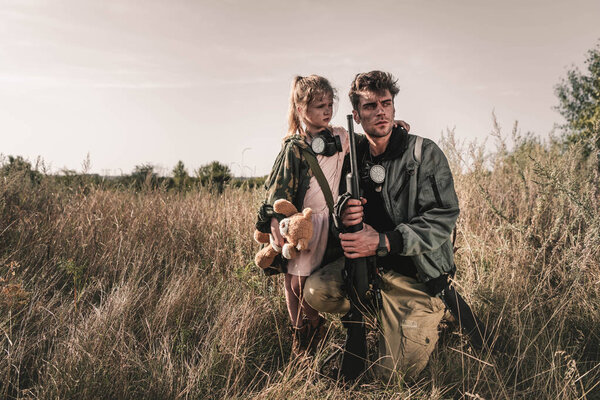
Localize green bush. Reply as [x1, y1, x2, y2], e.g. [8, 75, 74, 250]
[195, 161, 232, 193]
[555, 40, 600, 158]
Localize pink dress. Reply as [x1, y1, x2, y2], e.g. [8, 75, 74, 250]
[286, 127, 350, 276]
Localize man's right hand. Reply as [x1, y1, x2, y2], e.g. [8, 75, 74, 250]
[270, 217, 284, 247]
[341, 197, 367, 227]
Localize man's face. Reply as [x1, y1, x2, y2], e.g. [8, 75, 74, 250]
[352, 89, 395, 138]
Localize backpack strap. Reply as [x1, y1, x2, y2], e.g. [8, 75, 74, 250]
[414, 135, 424, 164]
[299, 147, 334, 214]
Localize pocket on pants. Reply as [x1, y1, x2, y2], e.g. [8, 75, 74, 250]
[399, 320, 439, 378]
[401, 320, 436, 347]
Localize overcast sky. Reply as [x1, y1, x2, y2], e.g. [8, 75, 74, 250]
[1, 0, 599, 176]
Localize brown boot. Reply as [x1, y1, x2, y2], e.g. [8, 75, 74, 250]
[291, 323, 311, 357]
[306, 316, 328, 354]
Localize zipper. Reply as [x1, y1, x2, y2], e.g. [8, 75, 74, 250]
[428, 175, 443, 207]
[394, 168, 414, 201]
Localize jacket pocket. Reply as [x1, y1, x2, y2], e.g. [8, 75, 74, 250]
[394, 169, 414, 201]
[428, 175, 443, 207]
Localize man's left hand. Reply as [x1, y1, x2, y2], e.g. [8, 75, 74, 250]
[339, 223, 379, 259]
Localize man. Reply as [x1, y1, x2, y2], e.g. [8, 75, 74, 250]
[304, 70, 460, 381]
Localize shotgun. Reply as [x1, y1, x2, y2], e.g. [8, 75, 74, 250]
[339, 114, 373, 381]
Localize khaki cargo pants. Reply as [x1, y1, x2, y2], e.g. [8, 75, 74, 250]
[304, 257, 445, 381]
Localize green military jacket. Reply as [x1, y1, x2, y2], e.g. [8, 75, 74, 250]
[334, 129, 459, 282]
[372, 132, 459, 282]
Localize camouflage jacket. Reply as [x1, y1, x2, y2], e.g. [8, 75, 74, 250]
[255, 135, 313, 234]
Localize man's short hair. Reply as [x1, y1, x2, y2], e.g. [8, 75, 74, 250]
[349, 71, 400, 110]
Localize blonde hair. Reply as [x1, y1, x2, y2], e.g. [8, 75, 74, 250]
[287, 75, 336, 137]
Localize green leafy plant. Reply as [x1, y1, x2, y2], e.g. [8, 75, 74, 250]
[58, 259, 87, 309]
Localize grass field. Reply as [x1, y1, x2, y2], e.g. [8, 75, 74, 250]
[1, 125, 599, 399]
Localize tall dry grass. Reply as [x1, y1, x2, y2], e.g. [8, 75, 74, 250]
[1, 123, 599, 399]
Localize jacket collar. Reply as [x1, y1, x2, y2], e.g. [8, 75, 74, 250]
[359, 125, 408, 162]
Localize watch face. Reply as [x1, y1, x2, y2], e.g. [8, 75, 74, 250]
[376, 247, 388, 257]
[311, 137, 325, 154]
[369, 164, 386, 184]
[377, 233, 388, 257]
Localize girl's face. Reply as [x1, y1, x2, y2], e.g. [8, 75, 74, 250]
[299, 92, 333, 135]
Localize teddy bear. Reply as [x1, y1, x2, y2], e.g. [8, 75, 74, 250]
[254, 199, 313, 269]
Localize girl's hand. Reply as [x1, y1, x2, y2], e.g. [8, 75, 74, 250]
[270, 217, 284, 247]
[393, 120, 410, 132]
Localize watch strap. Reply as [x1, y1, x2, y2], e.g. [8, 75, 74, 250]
[377, 232, 388, 256]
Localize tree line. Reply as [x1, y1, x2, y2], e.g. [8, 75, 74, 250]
[0, 156, 266, 193]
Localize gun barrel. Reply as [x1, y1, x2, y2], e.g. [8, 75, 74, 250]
[347, 115, 360, 196]
[346, 115, 363, 232]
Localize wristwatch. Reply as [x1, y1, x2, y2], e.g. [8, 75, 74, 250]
[376, 233, 389, 257]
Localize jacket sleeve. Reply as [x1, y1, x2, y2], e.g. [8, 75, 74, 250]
[255, 141, 301, 233]
[395, 140, 460, 256]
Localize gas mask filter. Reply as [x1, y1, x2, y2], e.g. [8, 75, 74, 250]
[311, 129, 342, 157]
[361, 161, 386, 192]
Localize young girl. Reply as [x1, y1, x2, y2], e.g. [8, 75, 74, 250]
[255, 75, 407, 354]
[254, 75, 347, 354]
